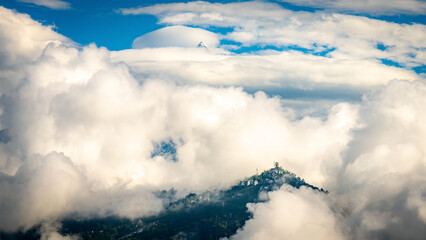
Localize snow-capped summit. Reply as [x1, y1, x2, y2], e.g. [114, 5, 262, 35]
[197, 41, 208, 48]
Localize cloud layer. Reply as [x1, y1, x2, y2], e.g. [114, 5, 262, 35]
[112, 47, 419, 89]
[0, 4, 425, 240]
[132, 25, 219, 48]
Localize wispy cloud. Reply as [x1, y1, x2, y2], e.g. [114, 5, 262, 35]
[119, 1, 426, 70]
[112, 48, 419, 88]
[18, 0, 71, 10]
[279, 0, 426, 16]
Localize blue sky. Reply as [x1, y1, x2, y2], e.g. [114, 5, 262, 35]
[2, 0, 166, 50]
[2, 0, 425, 51]
[2, 0, 425, 78]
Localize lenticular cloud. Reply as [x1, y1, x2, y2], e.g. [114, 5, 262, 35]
[132, 25, 220, 48]
[0, 6, 425, 240]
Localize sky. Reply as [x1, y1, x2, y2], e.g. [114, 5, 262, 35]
[1, 1, 425, 49]
[0, 0, 426, 239]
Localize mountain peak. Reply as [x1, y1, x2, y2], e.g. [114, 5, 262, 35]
[197, 41, 208, 48]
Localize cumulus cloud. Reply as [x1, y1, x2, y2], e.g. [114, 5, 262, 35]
[120, 1, 426, 69]
[1, 4, 426, 240]
[0, 6, 73, 101]
[0, 6, 72, 67]
[1, 40, 355, 231]
[132, 25, 219, 48]
[0, 6, 68, 63]
[0, 6, 354, 231]
[226, 80, 426, 240]
[332, 80, 426, 239]
[229, 187, 344, 240]
[18, 0, 71, 10]
[279, 0, 426, 16]
[0, 5, 362, 232]
[0, 152, 85, 231]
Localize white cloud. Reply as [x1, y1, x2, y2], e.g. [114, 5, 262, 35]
[0, 6, 71, 64]
[0, 6, 73, 101]
[39, 222, 79, 240]
[331, 80, 426, 239]
[112, 47, 420, 88]
[279, 0, 426, 16]
[228, 187, 344, 240]
[0, 153, 87, 231]
[0, 7, 358, 231]
[132, 25, 219, 48]
[1, 4, 426, 240]
[120, 1, 426, 69]
[18, 0, 71, 10]
[407, 190, 426, 223]
[225, 80, 426, 240]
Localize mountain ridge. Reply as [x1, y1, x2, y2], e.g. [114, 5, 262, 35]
[0, 164, 325, 240]
[61, 164, 325, 240]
